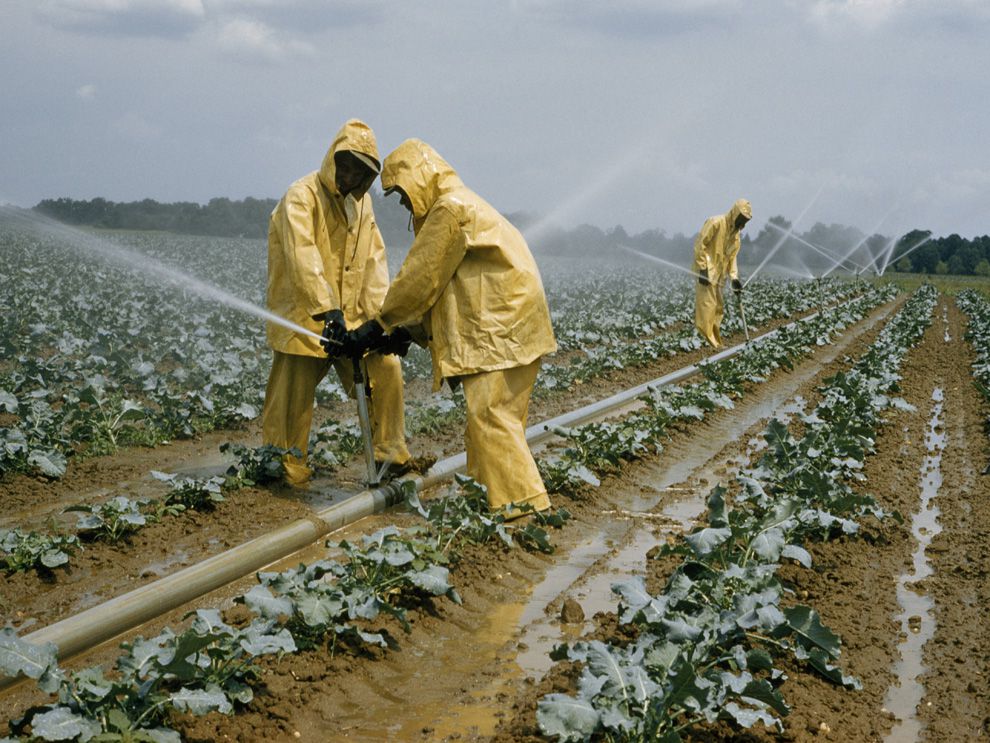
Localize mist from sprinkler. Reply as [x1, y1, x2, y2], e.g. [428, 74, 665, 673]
[764, 221, 866, 276]
[1, 206, 324, 344]
[522, 147, 644, 246]
[744, 183, 826, 289]
[618, 244, 709, 281]
[836, 206, 897, 278]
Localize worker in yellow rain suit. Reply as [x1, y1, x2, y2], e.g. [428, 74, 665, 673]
[346, 138, 557, 516]
[693, 198, 752, 348]
[261, 119, 410, 485]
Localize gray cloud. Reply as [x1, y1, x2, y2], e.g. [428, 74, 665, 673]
[35, 0, 206, 38]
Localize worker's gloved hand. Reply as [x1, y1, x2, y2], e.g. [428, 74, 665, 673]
[731, 278, 743, 294]
[378, 326, 413, 357]
[698, 268, 710, 286]
[344, 319, 385, 358]
[318, 309, 347, 357]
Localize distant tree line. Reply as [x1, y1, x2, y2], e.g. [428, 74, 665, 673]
[33, 196, 277, 239]
[31, 197, 990, 276]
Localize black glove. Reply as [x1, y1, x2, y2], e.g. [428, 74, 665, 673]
[731, 278, 743, 294]
[343, 319, 385, 358]
[378, 326, 413, 357]
[698, 268, 710, 286]
[318, 309, 347, 357]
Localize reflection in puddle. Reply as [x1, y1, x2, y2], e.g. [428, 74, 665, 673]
[884, 387, 945, 742]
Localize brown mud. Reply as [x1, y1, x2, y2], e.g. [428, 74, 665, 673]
[12, 295, 990, 743]
[0, 306, 815, 635]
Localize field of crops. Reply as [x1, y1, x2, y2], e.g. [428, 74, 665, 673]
[2, 220, 989, 742]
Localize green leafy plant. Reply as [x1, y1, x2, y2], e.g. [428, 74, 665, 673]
[0, 528, 80, 574]
[219, 442, 300, 487]
[150, 471, 226, 511]
[65, 496, 148, 544]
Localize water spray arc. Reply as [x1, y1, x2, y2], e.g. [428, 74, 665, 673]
[1, 207, 322, 344]
[764, 221, 867, 275]
[744, 183, 826, 288]
[829, 206, 897, 278]
[618, 244, 709, 281]
[881, 235, 934, 276]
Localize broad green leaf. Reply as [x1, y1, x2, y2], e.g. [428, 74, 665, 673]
[406, 565, 452, 596]
[40, 549, 70, 568]
[242, 585, 293, 619]
[685, 527, 731, 556]
[0, 629, 58, 681]
[27, 449, 67, 478]
[536, 695, 600, 742]
[30, 707, 101, 742]
[170, 686, 233, 715]
[723, 701, 781, 730]
[239, 626, 296, 656]
[781, 544, 812, 568]
[783, 605, 841, 657]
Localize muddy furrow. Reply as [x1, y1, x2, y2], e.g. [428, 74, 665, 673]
[155, 300, 901, 742]
[914, 299, 990, 740]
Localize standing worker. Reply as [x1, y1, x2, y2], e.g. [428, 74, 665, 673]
[693, 198, 752, 348]
[346, 139, 557, 516]
[261, 119, 411, 485]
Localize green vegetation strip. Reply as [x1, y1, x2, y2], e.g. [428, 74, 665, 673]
[535, 284, 937, 741]
[0, 478, 568, 742]
[537, 284, 897, 495]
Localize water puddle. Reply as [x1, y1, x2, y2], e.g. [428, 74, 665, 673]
[137, 548, 190, 579]
[883, 387, 945, 742]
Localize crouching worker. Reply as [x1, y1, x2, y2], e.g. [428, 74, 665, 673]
[693, 198, 752, 348]
[347, 138, 557, 517]
[261, 119, 411, 485]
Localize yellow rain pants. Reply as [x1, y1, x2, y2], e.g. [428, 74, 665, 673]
[462, 359, 550, 515]
[693, 198, 752, 349]
[695, 280, 726, 349]
[261, 350, 409, 485]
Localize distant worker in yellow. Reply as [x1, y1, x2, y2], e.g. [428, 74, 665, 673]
[346, 139, 557, 516]
[262, 119, 411, 485]
[693, 198, 752, 348]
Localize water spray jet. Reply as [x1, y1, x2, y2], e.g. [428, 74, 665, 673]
[1, 207, 322, 344]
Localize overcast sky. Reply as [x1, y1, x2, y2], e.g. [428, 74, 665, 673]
[2, 0, 988, 240]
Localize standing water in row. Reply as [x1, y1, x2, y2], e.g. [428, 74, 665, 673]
[883, 386, 946, 742]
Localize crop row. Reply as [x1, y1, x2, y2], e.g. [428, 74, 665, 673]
[536, 284, 897, 495]
[0, 478, 569, 742]
[955, 289, 990, 435]
[0, 223, 854, 481]
[0, 444, 295, 575]
[536, 278, 858, 394]
[535, 284, 938, 741]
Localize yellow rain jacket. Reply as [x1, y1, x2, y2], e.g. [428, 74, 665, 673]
[262, 120, 408, 483]
[377, 139, 557, 391]
[693, 198, 752, 348]
[266, 119, 389, 354]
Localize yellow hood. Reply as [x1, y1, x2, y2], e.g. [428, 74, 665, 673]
[380, 139, 464, 219]
[317, 119, 381, 196]
[726, 198, 752, 232]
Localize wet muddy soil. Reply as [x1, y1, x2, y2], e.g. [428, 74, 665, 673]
[499, 294, 990, 743]
[1, 298, 910, 740]
[13, 295, 990, 743]
[0, 307, 817, 636]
